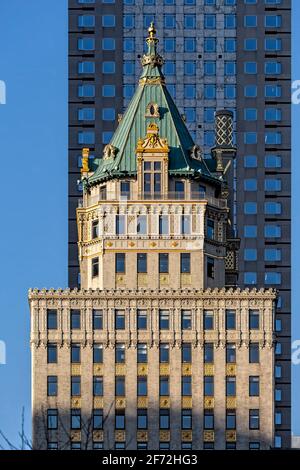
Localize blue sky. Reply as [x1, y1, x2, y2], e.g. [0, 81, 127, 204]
[0, 0, 298, 447]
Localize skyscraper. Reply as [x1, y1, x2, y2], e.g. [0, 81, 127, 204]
[68, 0, 291, 448]
[30, 25, 276, 450]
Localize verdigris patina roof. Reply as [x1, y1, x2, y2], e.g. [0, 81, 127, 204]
[87, 23, 219, 187]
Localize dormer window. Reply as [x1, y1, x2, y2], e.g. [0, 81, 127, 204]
[120, 181, 130, 198]
[143, 161, 161, 198]
[175, 181, 185, 200]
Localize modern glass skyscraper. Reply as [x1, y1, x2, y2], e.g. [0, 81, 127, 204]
[68, 0, 291, 448]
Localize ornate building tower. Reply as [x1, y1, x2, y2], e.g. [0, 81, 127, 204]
[29, 25, 276, 450]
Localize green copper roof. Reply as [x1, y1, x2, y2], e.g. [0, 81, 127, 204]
[87, 23, 219, 187]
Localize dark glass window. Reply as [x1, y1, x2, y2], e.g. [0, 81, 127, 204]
[116, 253, 126, 273]
[226, 343, 236, 363]
[204, 311, 214, 330]
[182, 343, 191, 363]
[115, 310, 125, 329]
[120, 181, 130, 198]
[159, 409, 170, 429]
[159, 343, 169, 363]
[204, 410, 214, 429]
[71, 310, 81, 330]
[249, 310, 259, 329]
[93, 310, 103, 330]
[249, 376, 259, 396]
[137, 377, 147, 396]
[204, 376, 214, 396]
[47, 344, 57, 364]
[71, 344, 81, 363]
[249, 343, 260, 363]
[47, 409, 58, 429]
[182, 376, 192, 396]
[93, 376, 103, 396]
[207, 257, 215, 279]
[92, 220, 99, 239]
[159, 310, 169, 330]
[71, 376, 81, 396]
[226, 377, 236, 396]
[93, 344, 103, 363]
[181, 310, 192, 330]
[180, 253, 190, 273]
[137, 409, 147, 429]
[226, 410, 236, 429]
[71, 409, 81, 430]
[137, 310, 147, 330]
[93, 409, 103, 430]
[204, 343, 214, 363]
[116, 376, 125, 396]
[47, 310, 57, 330]
[137, 253, 147, 273]
[137, 343, 147, 363]
[226, 310, 236, 330]
[116, 344, 125, 363]
[249, 409, 259, 430]
[92, 257, 99, 277]
[159, 377, 169, 396]
[159, 253, 169, 273]
[115, 410, 125, 429]
[182, 409, 192, 429]
[47, 376, 57, 396]
[175, 181, 185, 199]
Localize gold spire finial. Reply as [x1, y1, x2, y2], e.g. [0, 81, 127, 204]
[148, 22, 156, 40]
[81, 148, 90, 173]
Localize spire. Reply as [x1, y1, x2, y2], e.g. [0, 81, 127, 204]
[140, 22, 164, 80]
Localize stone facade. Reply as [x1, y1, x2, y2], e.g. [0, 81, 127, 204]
[29, 288, 276, 450]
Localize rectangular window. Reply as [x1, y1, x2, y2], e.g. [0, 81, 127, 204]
[249, 376, 260, 397]
[115, 253, 125, 273]
[93, 310, 103, 330]
[47, 344, 57, 364]
[116, 215, 126, 235]
[47, 409, 58, 430]
[115, 310, 125, 330]
[226, 377, 236, 396]
[182, 376, 192, 396]
[207, 257, 215, 279]
[115, 376, 125, 396]
[226, 310, 236, 330]
[226, 410, 236, 430]
[159, 253, 169, 273]
[137, 253, 147, 273]
[182, 409, 192, 429]
[47, 376, 57, 396]
[115, 410, 125, 430]
[159, 310, 169, 330]
[181, 310, 192, 330]
[159, 409, 170, 429]
[92, 257, 99, 277]
[180, 253, 191, 273]
[137, 409, 147, 429]
[249, 310, 259, 329]
[71, 310, 81, 330]
[181, 215, 191, 235]
[93, 409, 103, 430]
[204, 343, 214, 363]
[204, 376, 214, 396]
[47, 310, 57, 330]
[159, 377, 169, 396]
[204, 410, 214, 430]
[182, 343, 192, 363]
[92, 220, 99, 239]
[71, 409, 81, 430]
[71, 344, 81, 364]
[137, 343, 147, 363]
[159, 215, 169, 235]
[159, 343, 169, 363]
[207, 219, 215, 240]
[120, 181, 130, 198]
[71, 376, 81, 397]
[137, 310, 147, 330]
[93, 343, 103, 364]
[137, 376, 148, 397]
[137, 215, 147, 234]
[204, 311, 214, 330]
[249, 409, 260, 430]
[226, 343, 236, 364]
[115, 344, 125, 363]
[249, 343, 260, 363]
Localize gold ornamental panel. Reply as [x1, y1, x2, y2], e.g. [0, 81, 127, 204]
[203, 431, 214, 442]
[115, 364, 126, 375]
[181, 431, 192, 442]
[71, 431, 81, 442]
[159, 397, 170, 408]
[115, 430, 126, 442]
[93, 430, 104, 442]
[226, 397, 237, 409]
[71, 397, 81, 408]
[226, 430, 237, 442]
[226, 364, 236, 376]
[138, 274, 148, 287]
[159, 430, 170, 442]
[181, 274, 192, 286]
[93, 397, 104, 408]
[182, 396, 192, 408]
[137, 396, 148, 408]
[137, 364, 148, 375]
[182, 364, 192, 376]
[93, 364, 103, 375]
[204, 364, 214, 376]
[137, 431, 148, 442]
[160, 274, 169, 286]
[159, 364, 170, 375]
[116, 274, 126, 287]
[116, 397, 126, 409]
[204, 397, 214, 409]
[71, 364, 81, 375]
